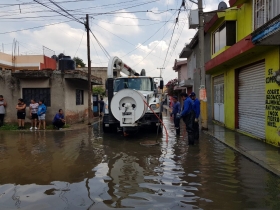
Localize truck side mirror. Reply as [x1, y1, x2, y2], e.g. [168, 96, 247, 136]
[105, 79, 108, 90]
[160, 80, 164, 89]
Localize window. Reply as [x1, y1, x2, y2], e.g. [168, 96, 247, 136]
[213, 24, 226, 54]
[76, 89, 84, 105]
[114, 78, 153, 92]
[22, 88, 51, 106]
[254, 0, 280, 29]
[212, 22, 236, 55]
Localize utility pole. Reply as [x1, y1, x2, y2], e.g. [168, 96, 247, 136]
[86, 14, 92, 125]
[157, 67, 165, 77]
[198, 0, 208, 130]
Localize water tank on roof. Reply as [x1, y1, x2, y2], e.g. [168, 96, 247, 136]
[58, 53, 65, 60]
[51, 55, 58, 61]
[59, 56, 75, 71]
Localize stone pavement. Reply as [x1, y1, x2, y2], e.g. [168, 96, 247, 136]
[163, 104, 280, 177]
[204, 123, 280, 177]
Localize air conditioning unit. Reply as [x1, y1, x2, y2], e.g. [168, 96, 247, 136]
[189, 9, 199, 29]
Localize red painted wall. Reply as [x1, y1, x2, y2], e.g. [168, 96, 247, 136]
[40, 56, 56, 70]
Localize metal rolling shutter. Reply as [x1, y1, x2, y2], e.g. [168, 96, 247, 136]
[238, 62, 265, 139]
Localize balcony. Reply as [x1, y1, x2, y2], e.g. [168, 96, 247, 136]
[252, 14, 280, 45]
[179, 79, 194, 87]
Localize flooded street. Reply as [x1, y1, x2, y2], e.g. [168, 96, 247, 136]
[0, 114, 280, 210]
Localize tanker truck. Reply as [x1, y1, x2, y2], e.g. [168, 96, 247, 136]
[103, 56, 164, 133]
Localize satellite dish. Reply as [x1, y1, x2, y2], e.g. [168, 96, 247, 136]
[218, 1, 227, 10]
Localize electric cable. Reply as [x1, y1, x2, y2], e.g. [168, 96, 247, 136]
[74, 30, 85, 57]
[89, 29, 110, 59]
[119, 10, 177, 59]
[132, 22, 174, 68]
[0, 20, 72, 35]
[143, 99, 168, 142]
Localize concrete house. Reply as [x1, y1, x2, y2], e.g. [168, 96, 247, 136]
[0, 69, 102, 124]
[0, 52, 56, 71]
[77, 67, 121, 90]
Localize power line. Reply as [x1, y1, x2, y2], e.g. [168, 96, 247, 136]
[33, 0, 83, 24]
[0, 20, 72, 35]
[119, 10, 177, 59]
[89, 29, 110, 59]
[74, 30, 85, 57]
[132, 24, 174, 69]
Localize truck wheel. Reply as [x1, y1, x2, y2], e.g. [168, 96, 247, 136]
[103, 123, 112, 133]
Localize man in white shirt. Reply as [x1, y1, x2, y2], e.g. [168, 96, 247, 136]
[29, 99, 39, 130]
[0, 95, 7, 127]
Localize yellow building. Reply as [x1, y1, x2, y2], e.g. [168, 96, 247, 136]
[205, 0, 280, 147]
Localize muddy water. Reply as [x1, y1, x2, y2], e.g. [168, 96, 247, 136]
[0, 116, 280, 210]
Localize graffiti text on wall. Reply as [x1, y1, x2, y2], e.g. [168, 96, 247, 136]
[266, 69, 280, 128]
[266, 69, 276, 83]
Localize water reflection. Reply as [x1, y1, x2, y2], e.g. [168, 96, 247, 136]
[0, 117, 279, 210]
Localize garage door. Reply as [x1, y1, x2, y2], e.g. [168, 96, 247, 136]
[213, 74, 224, 123]
[238, 62, 265, 139]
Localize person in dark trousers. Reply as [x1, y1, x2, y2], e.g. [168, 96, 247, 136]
[98, 97, 105, 117]
[53, 109, 66, 130]
[16, 98, 26, 129]
[0, 95, 7, 127]
[190, 92, 200, 142]
[170, 96, 181, 135]
[180, 92, 195, 145]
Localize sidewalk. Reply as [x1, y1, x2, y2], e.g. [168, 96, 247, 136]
[204, 122, 280, 177]
[163, 105, 280, 176]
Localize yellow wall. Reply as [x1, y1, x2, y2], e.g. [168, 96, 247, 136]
[236, 2, 253, 41]
[264, 47, 280, 147]
[212, 46, 280, 147]
[210, 2, 253, 58]
[212, 68, 235, 130]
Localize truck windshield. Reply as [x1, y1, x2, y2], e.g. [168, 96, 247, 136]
[114, 78, 153, 92]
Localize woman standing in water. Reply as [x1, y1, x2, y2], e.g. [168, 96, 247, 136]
[16, 98, 26, 129]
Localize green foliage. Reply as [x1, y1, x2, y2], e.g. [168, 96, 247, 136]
[73, 57, 86, 68]
[92, 86, 106, 96]
[0, 124, 18, 130]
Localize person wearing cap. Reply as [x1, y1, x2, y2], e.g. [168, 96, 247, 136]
[179, 92, 195, 145]
[190, 92, 200, 141]
[170, 96, 181, 135]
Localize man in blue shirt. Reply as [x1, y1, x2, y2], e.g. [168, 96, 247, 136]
[190, 92, 200, 142]
[53, 109, 66, 130]
[180, 92, 195, 145]
[170, 96, 180, 135]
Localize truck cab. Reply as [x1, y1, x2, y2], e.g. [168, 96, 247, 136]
[103, 57, 163, 133]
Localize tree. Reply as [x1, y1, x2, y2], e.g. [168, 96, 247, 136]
[166, 78, 180, 96]
[73, 57, 86, 68]
[92, 86, 106, 96]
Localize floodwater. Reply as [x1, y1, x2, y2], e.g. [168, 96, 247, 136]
[0, 115, 280, 210]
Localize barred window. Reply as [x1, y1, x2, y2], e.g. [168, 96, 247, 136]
[22, 88, 51, 106]
[76, 89, 84, 105]
[254, 0, 280, 29]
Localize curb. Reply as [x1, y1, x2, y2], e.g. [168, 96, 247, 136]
[203, 130, 280, 177]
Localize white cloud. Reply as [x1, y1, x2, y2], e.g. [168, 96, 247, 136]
[146, 7, 172, 21]
[164, 0, 175, 5]
[98, 10, 141, 35]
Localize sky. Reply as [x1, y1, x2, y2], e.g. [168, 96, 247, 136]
[0, 0, 227, 82]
